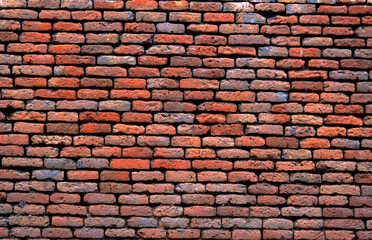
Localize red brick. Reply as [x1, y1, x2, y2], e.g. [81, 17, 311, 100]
[94, 0, 124, 9]
[185, 206, 216, 217]
[187, 45, 216, 56]
[159, 1, 188, 11]
[126, 0, 158, 10]
[170, 12, 201, 23]
[166, 171, 196, 182]
[152, 159, 190, 169]
[111, 159, 149, 169]
[317, 127, 346, 138]
[86, 66, 126, 77]
[168, 229, 200, 239]
[289, 48, 321, 58]
[193, 160, 232, 171]
[100, 171, 130, 182]
[8, 192, 49, 204]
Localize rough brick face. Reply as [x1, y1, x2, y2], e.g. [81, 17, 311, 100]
[0, 0, 371, 239]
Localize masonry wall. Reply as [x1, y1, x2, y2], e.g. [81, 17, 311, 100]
[0, 0, 371, 239]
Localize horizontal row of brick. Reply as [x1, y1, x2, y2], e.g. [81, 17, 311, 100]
[0, 226, 370, 239]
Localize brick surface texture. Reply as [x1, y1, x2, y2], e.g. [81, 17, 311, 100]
[0, 0, 371, 239]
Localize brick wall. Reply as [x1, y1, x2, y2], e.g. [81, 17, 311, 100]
[0, 0, 371, 239]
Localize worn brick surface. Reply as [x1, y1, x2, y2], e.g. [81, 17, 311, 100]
[0, 0, 371, 239]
